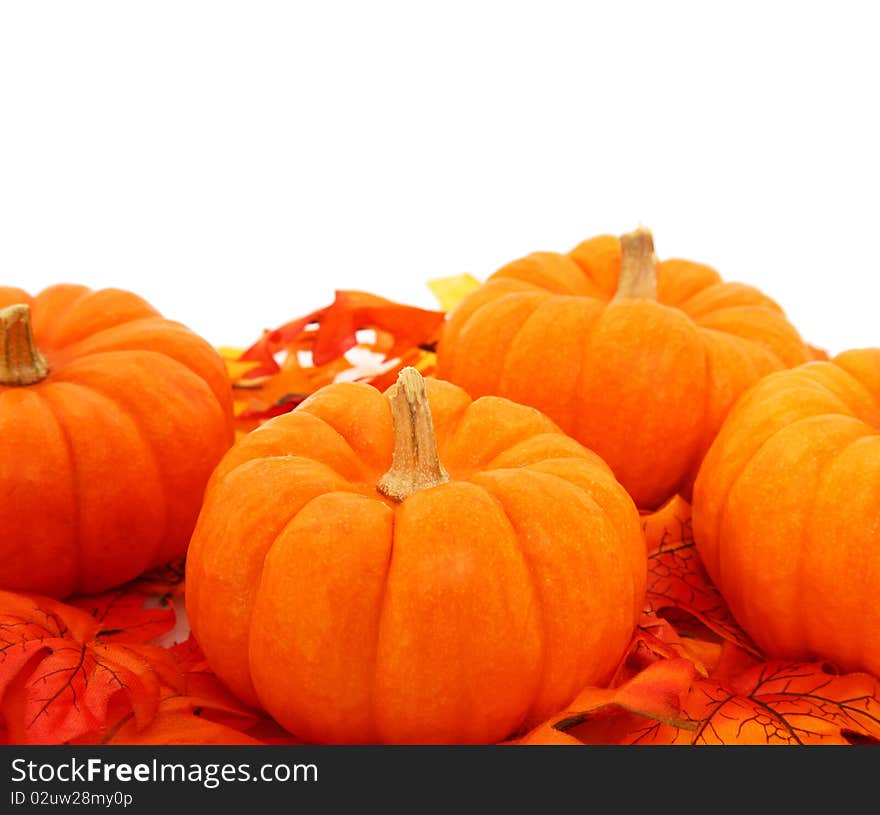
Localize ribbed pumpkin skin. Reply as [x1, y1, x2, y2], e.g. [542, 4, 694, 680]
[0, 284, 235, 598]
[692, 349, 880, 676]
[185, 377, 646, 745]
[436, 234, 813, 509]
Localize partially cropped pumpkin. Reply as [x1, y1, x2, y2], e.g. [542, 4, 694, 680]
[0, 284, 235, 598]
[693, 349, 880, 677]
[436, 227, 813, 509]
[186, 367, 646, 745]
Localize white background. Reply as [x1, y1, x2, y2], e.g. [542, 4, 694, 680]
[1, 1, 878, 356]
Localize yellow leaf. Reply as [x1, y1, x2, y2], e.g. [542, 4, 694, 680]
[427, 274, 481, 313]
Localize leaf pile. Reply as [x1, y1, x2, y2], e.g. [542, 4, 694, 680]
[222, 289, 453, 435]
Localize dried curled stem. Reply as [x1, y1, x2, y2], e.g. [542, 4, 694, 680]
[0, 304, 49, 386]
[614, 226, 658, 301]
[377, 366, 450, 502]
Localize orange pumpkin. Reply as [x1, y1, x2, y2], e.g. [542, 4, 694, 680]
[436, 227, 813, 509]
[186, 367, 646, 744]
[692, 349, 880, 676]
[0, 284, 235, 598]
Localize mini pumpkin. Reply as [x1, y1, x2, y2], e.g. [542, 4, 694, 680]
[436, 227, 813, 509]
[0, 284, 235, 598]
[692, 349, 880, 677]
[186, 367, 646, 745]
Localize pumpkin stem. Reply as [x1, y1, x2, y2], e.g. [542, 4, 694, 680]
[377, 366, 450, 502]
[614, 226, 658, 300]
[0, 304, 49, 386]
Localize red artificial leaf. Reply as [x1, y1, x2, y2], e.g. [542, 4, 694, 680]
[166, 632, 203, 672]
[0, 589, 184, 745]
[24, 642, 169, 744]
[310, 290, 444, 366]
[238, 290, 444, 376]
[68, 588, 175, 645]
[238, 306, 325, 378]
[103, 634, 299, 745]
[105, 698, 264, 745]
[64, 556, 188, 650]
[165, 635, 259, 727]
[225, 290, 445, 434]
[641, 495, 761, 657]
[0, 592, 98, 706]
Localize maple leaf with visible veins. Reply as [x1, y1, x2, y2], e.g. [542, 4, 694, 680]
[641, 495, 761, 657]
[103, 634, 301, 745]
[68, 586, 176, 645]
[512, 658, 698, 745]
[0, 589, 184, 745]
[518, 645, 880, 745]
[686, 656, 880, 745]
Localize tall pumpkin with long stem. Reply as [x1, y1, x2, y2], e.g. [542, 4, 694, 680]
[0, 284, 235, 598]
[436, 227, 814, 509]
[186, 367, 646, 745]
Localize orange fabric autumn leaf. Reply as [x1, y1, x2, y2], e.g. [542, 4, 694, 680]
[512, 658, 697, 745]
[621, 611, 722, 681]
[518, 647, 880, 745]
[641, 495, 762, 657]
[689, 655, 880, 745]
